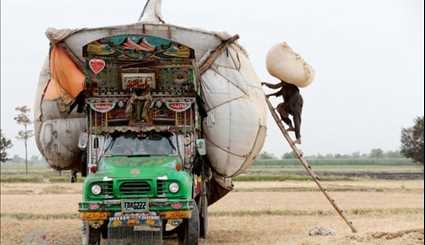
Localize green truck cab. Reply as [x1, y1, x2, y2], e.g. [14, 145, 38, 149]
[77, 34, 207, 244]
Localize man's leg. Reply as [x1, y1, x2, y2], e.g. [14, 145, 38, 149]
[293, 112, 302, 144]
[277, 103, 293, 128]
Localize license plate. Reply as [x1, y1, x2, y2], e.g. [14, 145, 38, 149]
[122, 200, 149, 213]
[134, 225, 161, 232]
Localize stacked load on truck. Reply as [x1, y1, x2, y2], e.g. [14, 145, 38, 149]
[34, 0, 267, 197]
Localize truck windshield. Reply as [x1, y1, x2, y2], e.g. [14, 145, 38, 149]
[104, 133, 177, 156]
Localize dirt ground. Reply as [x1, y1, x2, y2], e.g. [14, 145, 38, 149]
[1, 180, 424, 244]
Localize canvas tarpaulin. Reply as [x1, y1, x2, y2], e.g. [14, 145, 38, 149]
[34, 8, 267, 189]
[44, 45, 85, 103]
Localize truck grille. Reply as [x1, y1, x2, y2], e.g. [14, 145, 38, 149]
[157, 180, 167, 195]
[119, 181, 151, 196]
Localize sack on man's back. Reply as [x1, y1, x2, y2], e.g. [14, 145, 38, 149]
[266, 42, 315, 88]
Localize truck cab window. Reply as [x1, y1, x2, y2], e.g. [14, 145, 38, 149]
[104, 133, 177, 157]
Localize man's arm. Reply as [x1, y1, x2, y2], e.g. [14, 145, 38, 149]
[266, 90, 282, 98]
[261, 82, 283, 90]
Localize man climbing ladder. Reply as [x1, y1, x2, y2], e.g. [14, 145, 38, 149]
[262, 80, 303, 144]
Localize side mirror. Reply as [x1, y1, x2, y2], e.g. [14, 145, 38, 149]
[93, 138, 99, 149]
[196, 139, 207, 156]
[78, 132, 88, 150]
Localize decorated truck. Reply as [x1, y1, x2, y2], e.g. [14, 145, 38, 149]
[34, 0, 267, 244]
[76, 34, 207, 244]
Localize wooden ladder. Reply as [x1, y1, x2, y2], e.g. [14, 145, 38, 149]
[265, 98, 358, 233]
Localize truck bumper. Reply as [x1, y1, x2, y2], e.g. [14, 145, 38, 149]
[79, 198, 194, 222]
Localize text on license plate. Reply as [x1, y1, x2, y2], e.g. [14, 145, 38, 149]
[122, 200, 148, 212]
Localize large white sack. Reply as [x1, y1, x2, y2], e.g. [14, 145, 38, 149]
[266, 42, 315, 88]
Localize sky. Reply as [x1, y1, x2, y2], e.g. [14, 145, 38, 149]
[1, 0, 424, 158]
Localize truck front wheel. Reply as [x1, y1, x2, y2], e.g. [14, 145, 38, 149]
[199, 192, 208, 239]
[178, 205, 200, 245]
[81, 221, 101, 245]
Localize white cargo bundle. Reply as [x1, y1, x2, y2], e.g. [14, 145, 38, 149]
[34, 0, 267, 188]
[266, 42, 315, 88]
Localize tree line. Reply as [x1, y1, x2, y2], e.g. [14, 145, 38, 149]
[260, 116, 424, 164]
[260, 149, 404, 160]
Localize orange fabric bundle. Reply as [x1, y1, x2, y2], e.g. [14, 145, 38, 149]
[44, 45, 85, 101]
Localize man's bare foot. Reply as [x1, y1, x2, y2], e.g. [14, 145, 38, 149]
[294, 138, 302, 144]
[287, 127, 295, 132]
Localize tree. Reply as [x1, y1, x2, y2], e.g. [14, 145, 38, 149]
[11, 155, 24, 163]
[14, 106, 34, 175]
[334, 153, 343, 159]
[351, 152, 361, 158]
[0, 130, 13, 163]
[281, 152, 294, 159]
[401, 116, 424, 164]
[258, 151, 277, 160]
[384, 150, 401, 158]
[30, 155, 39, 164]
[369, 148, 384, 158]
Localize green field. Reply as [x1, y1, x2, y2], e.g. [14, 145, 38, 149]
[1, 158, 423, 183]
[254, 158, 417, 166]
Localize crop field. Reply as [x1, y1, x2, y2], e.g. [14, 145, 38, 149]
[1, 161, 424, 244]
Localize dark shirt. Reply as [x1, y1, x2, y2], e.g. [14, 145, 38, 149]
[280, 82, 300, 102]
[280, 81, 303, 114]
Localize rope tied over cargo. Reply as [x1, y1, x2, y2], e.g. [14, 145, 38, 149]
[199, 35, 240, 75]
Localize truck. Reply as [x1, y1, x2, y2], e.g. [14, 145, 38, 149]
[34, 1, 268, 244]
[76, 34, 208, 244]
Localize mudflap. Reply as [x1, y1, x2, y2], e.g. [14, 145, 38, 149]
[107, 213, 163, 245]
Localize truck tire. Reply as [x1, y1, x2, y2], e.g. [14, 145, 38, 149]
[178, 204, 200, 245]
[81, 222, 101, 245]
[199, 189, 208, 239]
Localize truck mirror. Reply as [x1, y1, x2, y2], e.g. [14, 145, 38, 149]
[196, 139, 207, 156]
[93, 138, 99, 149]
[78, 132, 88, 150]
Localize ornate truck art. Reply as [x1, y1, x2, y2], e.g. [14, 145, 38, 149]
[84, 35, 195, 96]
[84, 35, 194, 60]
[82, 34, 197, 133]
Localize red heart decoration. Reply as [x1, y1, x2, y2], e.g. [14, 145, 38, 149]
[89, 59, 106, 75]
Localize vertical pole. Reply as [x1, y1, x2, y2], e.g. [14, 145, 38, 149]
[24, 124, 28, 175]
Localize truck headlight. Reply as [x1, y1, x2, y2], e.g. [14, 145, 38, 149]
[91, 184, 102, 195]
[169, 182, 179, 193]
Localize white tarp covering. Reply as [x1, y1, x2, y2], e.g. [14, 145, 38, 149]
[34, 0, 267, 187]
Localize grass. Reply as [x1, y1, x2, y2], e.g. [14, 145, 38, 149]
[0, 176, 45, 183]
[0, 213, 78, 220]
[209, 208, 424, 217]
[233, 186, 423, 193]
[0, 176, 84, 183]
[233, 175, 354, 182]
[2, 208, 422, 220]
[1, 158, 423, 183]
[254, 158, 418, 166]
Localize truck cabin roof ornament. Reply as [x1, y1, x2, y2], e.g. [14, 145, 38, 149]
[138, 0, 165, 24]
